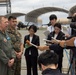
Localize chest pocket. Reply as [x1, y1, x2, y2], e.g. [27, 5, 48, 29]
[9, 32, 21, 44]
[10, 34, 17, 43]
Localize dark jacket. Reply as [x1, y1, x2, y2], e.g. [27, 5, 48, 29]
[42, 68, 65, 75]
[47, 31, 65, 40]
[24, 34, 40, 56]
[47, 31, 65, 57]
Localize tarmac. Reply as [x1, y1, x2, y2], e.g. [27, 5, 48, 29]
[18, 28, 70, 75]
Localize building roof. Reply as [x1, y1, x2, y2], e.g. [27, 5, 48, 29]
[26, 7, 68, 18]
[69, 5, 76, 16]
[5, 12, 26, 17]
[0, 0, 9, 3]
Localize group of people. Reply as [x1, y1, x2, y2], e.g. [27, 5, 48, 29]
[0, 12, 76, 75]
[37, 13, 76, 75]
[0, 16, 23, 75]
[24, 13, 76, 75]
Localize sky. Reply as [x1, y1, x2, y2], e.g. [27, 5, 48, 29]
[0, 0, 76, 24]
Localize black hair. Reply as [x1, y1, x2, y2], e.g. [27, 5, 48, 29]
[54, 23, 61, 29]
[28, 24, 37, 33]
[8, 16, 16, 21]
[49, 14, 57, 20]
[38, 51, 59, 69]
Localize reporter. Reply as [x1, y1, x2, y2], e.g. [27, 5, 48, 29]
[24, 25, 40, 75]
[38, 51, 65, 75]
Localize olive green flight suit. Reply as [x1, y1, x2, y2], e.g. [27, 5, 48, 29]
[0, 31, 16, 75]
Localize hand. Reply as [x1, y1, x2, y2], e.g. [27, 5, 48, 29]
[26, 40, 31, 46]
[16, 52, 22, 59]
[8, 60, 11, 67]
[65, 34, 70, 38]
[51, 39, 60, 44]
[8, 59, 14, 67]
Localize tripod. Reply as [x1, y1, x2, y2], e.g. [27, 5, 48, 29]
[67, 50, 76, 75]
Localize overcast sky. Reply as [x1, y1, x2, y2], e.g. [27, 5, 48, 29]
[0, 0, 76, 23]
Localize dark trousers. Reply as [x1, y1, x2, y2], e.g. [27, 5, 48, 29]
[25, 55, 38, 75]
[58, 56, 63, 72]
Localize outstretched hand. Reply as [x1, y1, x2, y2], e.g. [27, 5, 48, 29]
[59, 40, 65, 47]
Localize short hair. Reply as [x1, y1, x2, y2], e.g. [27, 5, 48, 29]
[38, 51, 59, 69]
[0, 16, 7, 23]
[49, 14, 57, 20]
[8, 16, 16, 21]
[28, 24, 37, 33]
[54, 23, 61, 29]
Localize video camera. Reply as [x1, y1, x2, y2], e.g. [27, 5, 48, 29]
[67, 15, 76, 29]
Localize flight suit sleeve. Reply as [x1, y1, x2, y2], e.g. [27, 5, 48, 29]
[0, 49, 9, 64]
[11, 49, 16, 59]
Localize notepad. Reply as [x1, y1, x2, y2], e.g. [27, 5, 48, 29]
[25, 44, 31, 49]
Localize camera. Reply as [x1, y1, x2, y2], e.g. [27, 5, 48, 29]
[70, 15, 76, 29]
[69, 15, 76, 36]
[71, 15, 76, 22]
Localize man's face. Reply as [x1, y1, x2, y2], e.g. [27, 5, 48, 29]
[50, 19, 56, 26]
[0, 17, 8, 31]
[9, 18, 17, 29]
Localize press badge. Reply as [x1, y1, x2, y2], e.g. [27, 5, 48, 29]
[7, 36, 10, 40]
[6, 32, 10, 40]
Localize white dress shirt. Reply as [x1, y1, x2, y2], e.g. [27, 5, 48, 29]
[29, 36, 33, 55]
[47, 25, 54, 33]
[53, 34, 58, 39]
